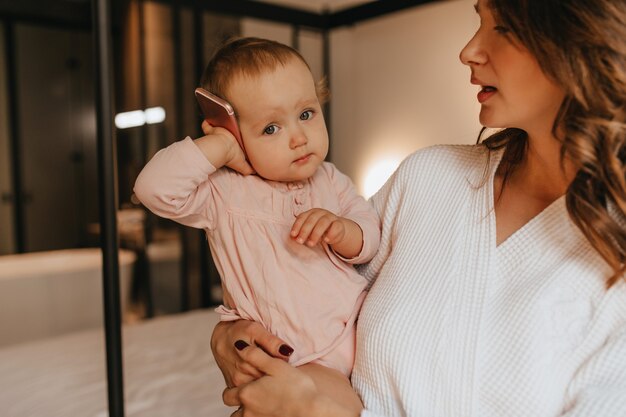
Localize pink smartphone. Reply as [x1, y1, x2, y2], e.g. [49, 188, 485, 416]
[195, 87, 244, 150]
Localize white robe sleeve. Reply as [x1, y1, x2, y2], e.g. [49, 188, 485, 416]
[356, 160, 406, 285]
[561, 323, 626, 416]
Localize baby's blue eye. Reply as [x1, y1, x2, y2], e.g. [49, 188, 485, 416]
[264, 125, 277, 135]
[300, 110, 313, 121]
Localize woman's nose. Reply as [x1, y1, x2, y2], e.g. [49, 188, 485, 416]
[459, 31, 487, 66]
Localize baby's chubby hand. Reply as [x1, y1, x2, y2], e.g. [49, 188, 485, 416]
[291, 208, 347, 247]
[198, 120, 254, 175]
[201, 119, 233, 138]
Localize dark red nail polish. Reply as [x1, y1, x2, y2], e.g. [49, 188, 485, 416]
[235, 340, 249, 351]
[279, 344, 294, 356]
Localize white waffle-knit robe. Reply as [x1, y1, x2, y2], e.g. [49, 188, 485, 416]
[353, 145, 626, 417]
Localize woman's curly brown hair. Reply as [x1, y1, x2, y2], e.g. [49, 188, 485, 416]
[481, 0, 626, 287]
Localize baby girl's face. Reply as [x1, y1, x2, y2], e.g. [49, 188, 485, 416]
[227, 57, 329, 182]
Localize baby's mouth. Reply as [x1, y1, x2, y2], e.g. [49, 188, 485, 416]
[293, 154, 312, 164]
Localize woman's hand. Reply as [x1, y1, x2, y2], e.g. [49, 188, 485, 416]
[211, 320, 294, 387]
[200, 120, 254, 175]
[223, 345, 358, 417]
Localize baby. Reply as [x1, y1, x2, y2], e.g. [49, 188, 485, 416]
[134, 37, 379, 405]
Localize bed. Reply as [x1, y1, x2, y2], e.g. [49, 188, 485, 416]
[0, 309, 232, 417]
[0, 248, 136, 348]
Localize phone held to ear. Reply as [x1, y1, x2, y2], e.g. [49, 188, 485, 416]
[195, 87, 244, 151]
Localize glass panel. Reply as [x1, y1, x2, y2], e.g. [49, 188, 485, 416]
[16, 23, 98, 252]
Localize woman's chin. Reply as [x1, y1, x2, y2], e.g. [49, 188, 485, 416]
[478, 113, 508, 130]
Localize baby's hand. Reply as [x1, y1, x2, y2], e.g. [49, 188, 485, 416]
[200, 120, 254, 175]
[291, 208, 346, 247]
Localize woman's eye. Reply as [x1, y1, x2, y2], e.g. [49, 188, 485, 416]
[263, 125, 278, 135]
[300, 110, 313, 121]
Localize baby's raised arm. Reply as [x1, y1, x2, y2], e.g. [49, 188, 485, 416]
[133, 122, 252, 228]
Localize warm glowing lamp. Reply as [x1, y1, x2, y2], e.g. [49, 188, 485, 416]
[363, 158, 401, 199]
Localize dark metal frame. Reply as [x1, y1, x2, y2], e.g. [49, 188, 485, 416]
[170, 4, 190, 313]
[1, 0, 439, 30]
[3, 22, 25, 253]
[0, 0, 91, 30]
[2, 1, 437, 416]
[93, 0, 124, 415]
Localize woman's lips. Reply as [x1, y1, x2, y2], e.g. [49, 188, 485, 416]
[477, 86, 497, 103]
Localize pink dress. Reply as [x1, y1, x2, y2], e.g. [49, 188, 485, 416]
[134, 137, 380, 375]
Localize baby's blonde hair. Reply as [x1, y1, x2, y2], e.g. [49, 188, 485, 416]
[200, 37, 329, 106]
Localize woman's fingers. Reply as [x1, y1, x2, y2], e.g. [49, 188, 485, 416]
[212, 321, 263, 387]
[240, 322, 294, 361]
[224, 347, 322, 417]
[235, 344, 291, 376]
[232, 361, 263, 386]
[223, 386, 241, 407]
[212, 320, 295, 393]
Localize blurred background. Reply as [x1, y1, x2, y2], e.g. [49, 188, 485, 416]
[0, 0, 480, 344]
[0, 0, 485, 414]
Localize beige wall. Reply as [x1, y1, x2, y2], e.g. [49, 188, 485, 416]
[297, 29, 324, 87]
[0, 23, 15, 254]
[329, 0, 481, 196]
[241, 18, 292, 44]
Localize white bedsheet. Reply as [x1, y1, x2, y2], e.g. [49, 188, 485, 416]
[0, 309, 232, 417]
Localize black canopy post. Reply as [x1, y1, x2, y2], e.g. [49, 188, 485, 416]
[4, 21, 26, 253]
[92, 0, 125, 416]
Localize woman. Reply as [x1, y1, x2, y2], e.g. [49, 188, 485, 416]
[212, 0, 626, 415]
